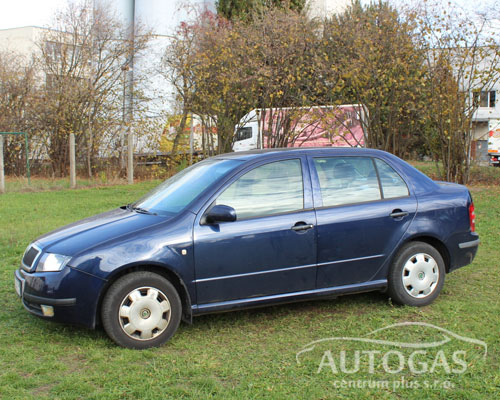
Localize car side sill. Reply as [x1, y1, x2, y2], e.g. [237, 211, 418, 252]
[191, 279, 387, 315]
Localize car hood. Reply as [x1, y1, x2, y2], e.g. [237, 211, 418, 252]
[35, 208, 168, 256]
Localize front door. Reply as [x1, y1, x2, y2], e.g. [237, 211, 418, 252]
[193, 157, 317, 304]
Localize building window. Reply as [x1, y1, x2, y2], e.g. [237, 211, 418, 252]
[45, 41, 62, 62]
[45, 74, 57, 90]
[473, 90, 496, 108]
[490, 91, 496, 108]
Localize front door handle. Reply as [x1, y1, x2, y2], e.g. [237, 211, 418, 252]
[390, 210, 409, 219]
[291, 222, 314, 232]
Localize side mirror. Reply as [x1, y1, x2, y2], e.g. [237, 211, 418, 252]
[204, 205, 237, 224]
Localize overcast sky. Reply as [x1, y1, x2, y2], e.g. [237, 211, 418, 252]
[0, 0, 68, 30]
[0, 0, 498, 31]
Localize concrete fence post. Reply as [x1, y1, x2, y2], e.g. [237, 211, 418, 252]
[0, 135, 4, 194]
[69, 132, 76, 189]
[127, 130, 134, 184]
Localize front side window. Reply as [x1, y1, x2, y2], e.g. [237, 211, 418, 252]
[216, 159, 304, 219]
[313, 157, 381, 207]
[375, 158, 409, 198]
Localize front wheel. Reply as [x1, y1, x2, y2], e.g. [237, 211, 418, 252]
[388, 242, 445, 307]
[101, 271, 182, 349]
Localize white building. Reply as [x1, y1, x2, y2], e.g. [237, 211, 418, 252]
[0, 26, 47, 58]
[307, 0, 350, 19]
[472, 86, 500, 162]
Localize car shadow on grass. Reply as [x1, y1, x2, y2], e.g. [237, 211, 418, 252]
[181, 291, 390, 334]
[23, 291, 390, 348]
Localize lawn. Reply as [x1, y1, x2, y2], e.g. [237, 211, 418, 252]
[0, 181, 498, 399]
[1, 176, 130, 192]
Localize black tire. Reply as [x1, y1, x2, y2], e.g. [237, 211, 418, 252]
[388, 241, 445, 307]
[101, 271, 182, 349]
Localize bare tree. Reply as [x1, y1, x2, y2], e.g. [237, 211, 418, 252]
[34, 0, 150, 177]
[410, 0, 500, 182]
[0, 52, 38, 174]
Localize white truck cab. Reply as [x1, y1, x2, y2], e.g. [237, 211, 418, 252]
[233, 109, 261, 152]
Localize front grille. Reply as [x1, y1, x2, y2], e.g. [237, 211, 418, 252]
[22, 246, 40, 270]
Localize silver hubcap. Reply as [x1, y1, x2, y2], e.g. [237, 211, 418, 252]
[119, 287, 171, 340]
[402, 253, 439, 298]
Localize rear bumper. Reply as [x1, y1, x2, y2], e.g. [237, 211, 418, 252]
[14, 266, 106, 329]
[458, 238, 480, 249]
[446, 232, 479, 272]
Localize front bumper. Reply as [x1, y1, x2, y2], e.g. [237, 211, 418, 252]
[14, 266, 106, 329]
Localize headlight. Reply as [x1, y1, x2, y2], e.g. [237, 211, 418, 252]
[36, 253, 71, 272]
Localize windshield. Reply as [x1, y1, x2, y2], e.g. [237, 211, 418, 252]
[133, 159, 242, 216]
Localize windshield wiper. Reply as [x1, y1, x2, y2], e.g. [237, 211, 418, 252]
[125, 204, 157, 215]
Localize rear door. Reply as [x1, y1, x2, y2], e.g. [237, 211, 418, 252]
[309, 155, 417, 288]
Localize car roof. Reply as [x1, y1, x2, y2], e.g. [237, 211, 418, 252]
[212, 147, 439, 195]
[213, 147, 390, 161]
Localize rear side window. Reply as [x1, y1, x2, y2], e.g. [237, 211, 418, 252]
[374, 158, 409, 198]
[216, 159, 304, 219]
[313, 157, 381, 207]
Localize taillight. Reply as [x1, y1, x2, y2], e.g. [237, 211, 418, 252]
[469, 203, 476, 232]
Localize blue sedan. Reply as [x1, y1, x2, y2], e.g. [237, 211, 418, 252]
[14, 148, 479, 348]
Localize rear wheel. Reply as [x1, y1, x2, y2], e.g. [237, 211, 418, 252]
[388, 242, 445, 307]
[101, 271, 182, 349]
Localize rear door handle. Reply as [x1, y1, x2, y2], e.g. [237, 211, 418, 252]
[292, 222, 314, 232]
[390, 210, 409, 219]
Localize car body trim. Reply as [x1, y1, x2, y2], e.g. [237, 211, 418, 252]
[194, 262, 317, 283]
[458, 239, 480, 249]
[192, 279, 388, 313]
[312, 197, 411, 211]
[23, 292, 76, 306]
[317, 254, 385, 267]
[194, 255, 386, 284]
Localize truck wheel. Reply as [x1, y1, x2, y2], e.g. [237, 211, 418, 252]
[101, 271, 182, 349]
[388, 242, 445, 307]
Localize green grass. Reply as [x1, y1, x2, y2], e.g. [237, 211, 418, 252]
[410, 161, 500, 185]
[0, 182, 499, 399]
[2, 176, 132, 192]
